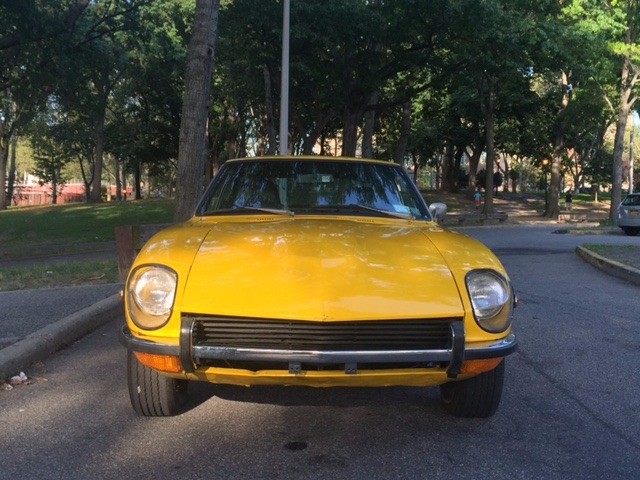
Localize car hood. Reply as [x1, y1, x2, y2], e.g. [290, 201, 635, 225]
[179, 218, 465, 321]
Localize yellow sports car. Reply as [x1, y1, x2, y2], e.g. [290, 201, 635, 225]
[120, 156, 517, 418]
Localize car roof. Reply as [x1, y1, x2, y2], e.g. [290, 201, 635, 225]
[226, 156, 397, 167]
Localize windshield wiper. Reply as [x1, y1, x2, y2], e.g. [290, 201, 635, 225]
[203, 206, 294, 216]
[305, 204, 415, 220]
[345, 204, 416, 220]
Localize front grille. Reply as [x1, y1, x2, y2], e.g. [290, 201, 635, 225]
[187, 315, 455, 351]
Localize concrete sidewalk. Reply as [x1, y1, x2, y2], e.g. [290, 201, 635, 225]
[0, 284, 123, 380]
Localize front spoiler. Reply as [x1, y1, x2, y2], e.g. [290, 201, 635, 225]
[120, 322, 517, 379]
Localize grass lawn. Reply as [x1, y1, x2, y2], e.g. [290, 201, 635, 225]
[0, 199, 174, 252]
[0, 199, 174, 289]
[0, 260, 120, 292]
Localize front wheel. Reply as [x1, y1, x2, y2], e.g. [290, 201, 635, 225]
[439, 359, 505, 418]
[127, 350, 189, 417]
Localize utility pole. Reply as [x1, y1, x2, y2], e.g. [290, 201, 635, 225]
[279, 0, 290, 155]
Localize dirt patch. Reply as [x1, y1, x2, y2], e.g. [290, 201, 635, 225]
[422, 190, 611, 226]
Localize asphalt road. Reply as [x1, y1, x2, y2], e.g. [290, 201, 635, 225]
[0, 226, 638, 479]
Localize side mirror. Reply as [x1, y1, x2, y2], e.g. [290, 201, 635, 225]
[429, 202, 447, 221]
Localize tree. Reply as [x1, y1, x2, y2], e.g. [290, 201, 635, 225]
[562, 80, 614, 191]
[441, 0, 554, 212]
[609, 2, 640, 220]
[6, 0, 640, 212]
[31, 136, 69, 205]
[57, 1, 149, 203]
[108, 0, 192, 199]
[0, 1, 149, 208]
[174, 0, 221, 222]
[562, 0, 640, 220]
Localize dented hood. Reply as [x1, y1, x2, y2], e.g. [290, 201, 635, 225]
[180, 218, 465, 321]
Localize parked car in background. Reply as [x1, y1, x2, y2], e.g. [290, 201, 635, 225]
[618, 192, 640, 236]
[120, 156, 517, 419]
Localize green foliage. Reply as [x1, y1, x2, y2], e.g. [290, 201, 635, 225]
[108, 0, 193, 170]
[584, 144, 615, 186]
[2, 0, 639, 200]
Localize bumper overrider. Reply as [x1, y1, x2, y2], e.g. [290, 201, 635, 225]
[120, 317, 517, 381]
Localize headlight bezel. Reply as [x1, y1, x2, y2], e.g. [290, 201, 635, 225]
[126, 264, 178, 330]
[465, 269, 513, 334]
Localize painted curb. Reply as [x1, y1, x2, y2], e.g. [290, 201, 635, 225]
[0, 294, 122, 381]
[576, 246, 640, 287]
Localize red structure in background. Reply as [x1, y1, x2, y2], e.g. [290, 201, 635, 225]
[11, 183, 133, 206]
[108, 185, 134, 200]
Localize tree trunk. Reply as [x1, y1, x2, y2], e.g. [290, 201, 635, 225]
[263, 65, 277, 155]
[134, 160, 142, 200]
[393, 101, 411, 165]
[546, 71, 571, 218]
[501, 153, 512, 193]
[295, 112, 331, 155]
[482, 76, 497, 214]
[301, 134, 315, 155]
[51, 169, 58, 205]
[89, 102, 106, 203]
[227, 110, 239, 160]
[0, 140, 7, 210]
[0, 108, 11, 209]
[611, 102, 630, 220]
[320, 131, 327, 155]
[362, 91, 378, 158]
[342, 108, 360, 157]
[174, 0, 220, 222]
[440, 142, 455, 192]
[78, 154, 92, 201]
[484, 109, 495, 214]
[122, 157, 127, 200]
[466, 125, 485, 195]
[548, 109, 565, 218]
[115, 155, 122, 201]
[453, 144, 465, 192]
[610, 55, 637, 221]
[7, 135, 17, 204]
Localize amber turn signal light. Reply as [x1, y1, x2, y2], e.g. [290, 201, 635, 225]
[460, 358, 503, 375]
[134, 352, 183, 373]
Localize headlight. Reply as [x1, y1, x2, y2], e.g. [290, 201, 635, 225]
[127, 265, 177, 329]
[466, 270, 512, 333]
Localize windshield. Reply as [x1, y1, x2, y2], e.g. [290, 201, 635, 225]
[197, 159, 431, 220]
[622, 194, 640, 206]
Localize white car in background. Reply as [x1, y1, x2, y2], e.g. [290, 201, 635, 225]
[618, 193, 640, 236]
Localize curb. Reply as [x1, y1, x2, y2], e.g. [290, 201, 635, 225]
[576, 246, 640, 287]
[0, 294, 122, 381]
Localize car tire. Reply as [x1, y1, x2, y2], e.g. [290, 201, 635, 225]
[621, 227, 639, 236]
[127, 350, 189, 417]
[439, 359, 505, 418]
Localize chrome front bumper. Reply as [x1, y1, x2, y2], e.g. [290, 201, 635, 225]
[120, 320, 517, 379]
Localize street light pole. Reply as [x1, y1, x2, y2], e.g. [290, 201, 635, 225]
[630, 116, 635, 193]
[279, 0, 290, 155]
